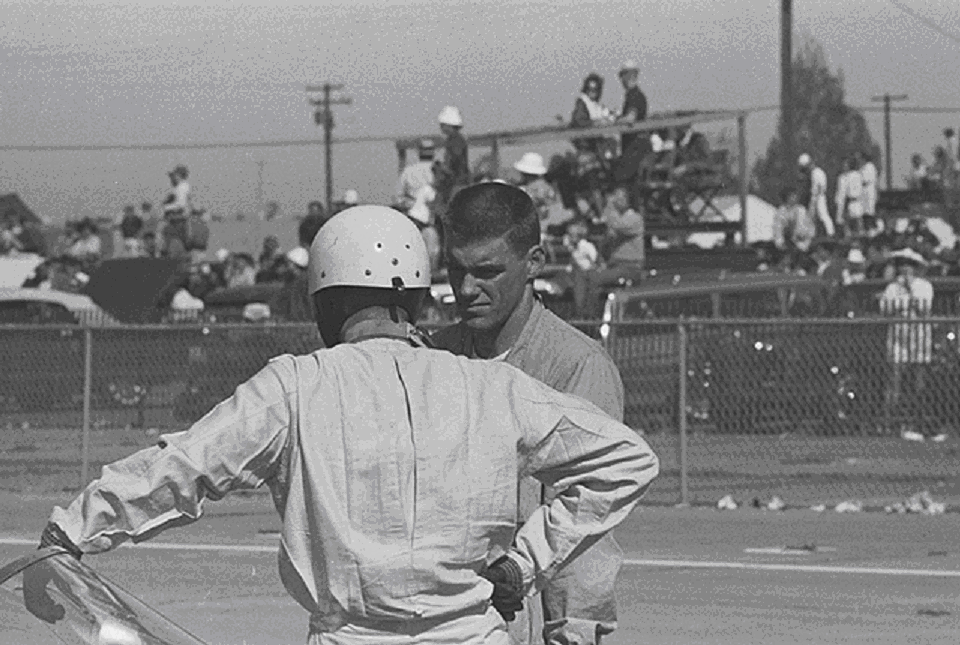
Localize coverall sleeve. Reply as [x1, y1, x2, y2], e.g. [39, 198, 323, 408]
[505, 378, 659, 595]
[49, 356, 297, 555]
[540, 351, 627, 645]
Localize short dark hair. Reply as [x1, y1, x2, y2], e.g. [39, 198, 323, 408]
[443, 182, 541, 256]
[582, 73, 604, 94]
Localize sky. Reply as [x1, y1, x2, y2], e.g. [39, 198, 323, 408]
[1, 0, 960, 253]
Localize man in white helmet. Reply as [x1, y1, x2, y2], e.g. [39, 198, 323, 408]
[798, 153, 835, 237]
[27, 205, 659, 645]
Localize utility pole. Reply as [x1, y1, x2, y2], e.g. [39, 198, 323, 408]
[307, 83, 352, 212]
[871, 93, 908, 190]
[255, 159, 265, 214]
[780, 0, 793, 175]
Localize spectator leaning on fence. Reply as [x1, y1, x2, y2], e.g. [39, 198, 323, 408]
[880, 248, 934, 432]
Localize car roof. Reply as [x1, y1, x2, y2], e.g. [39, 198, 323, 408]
[0, 288, 121, 325]
[608, 272, 826, 302]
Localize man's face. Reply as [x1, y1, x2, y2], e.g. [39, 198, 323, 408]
[585, 82, 601, 100]
[446, 235, 534, 332]
[619, 71, 637, 88]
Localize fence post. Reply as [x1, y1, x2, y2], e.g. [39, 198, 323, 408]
[677, 321, 690, 507]
[80, 326, 92, 490]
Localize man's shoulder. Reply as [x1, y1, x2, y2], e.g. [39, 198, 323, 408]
[430, 323, 468, 354]
[532, 306, 614, 366]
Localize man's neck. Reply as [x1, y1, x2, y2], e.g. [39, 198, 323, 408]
[340, 307, 413, 343]
[472, 287, 535, 359]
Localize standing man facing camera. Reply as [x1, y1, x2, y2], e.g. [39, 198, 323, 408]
[433, 182, 629, 645]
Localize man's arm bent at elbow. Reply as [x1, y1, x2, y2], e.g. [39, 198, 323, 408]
[45, 357, 296, 556]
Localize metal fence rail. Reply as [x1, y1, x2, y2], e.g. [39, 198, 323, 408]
[2, 319, 959, 508]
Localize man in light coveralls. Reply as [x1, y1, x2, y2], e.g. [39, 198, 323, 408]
[28, 205, 659, 645]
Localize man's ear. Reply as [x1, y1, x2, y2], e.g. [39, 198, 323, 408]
[525, 244, 546, 280]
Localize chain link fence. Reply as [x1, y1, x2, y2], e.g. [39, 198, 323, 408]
[3, 319, 960, 508]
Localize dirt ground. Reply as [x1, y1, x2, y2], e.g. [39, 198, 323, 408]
[3, 493, 960, 644]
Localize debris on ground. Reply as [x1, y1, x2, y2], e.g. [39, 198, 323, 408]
[917, 609, 951, 617]
[750, 497, 762, 509]
[809, 504, 827, 512]
[901, 430, 925, 442]
[884, 491, 947, 515]
[834, 500, 863, 513]
[765, 496, 786, 512]
[931, 433, 948, 443]
[717, 495, 738, 511]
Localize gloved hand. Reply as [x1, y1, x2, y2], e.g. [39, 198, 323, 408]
[24, 524, 83, 624]
[480, 555, 525, 622]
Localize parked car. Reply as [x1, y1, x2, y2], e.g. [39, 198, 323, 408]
[0, 288, 189, 412]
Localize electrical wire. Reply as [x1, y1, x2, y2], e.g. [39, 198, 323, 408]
[884, 0, 960, 45]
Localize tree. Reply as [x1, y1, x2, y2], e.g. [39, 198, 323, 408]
[752, 37, 882, 207]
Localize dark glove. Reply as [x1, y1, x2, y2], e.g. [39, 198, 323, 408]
[24, 524, 83, 624]
[480, 555, 525, 622]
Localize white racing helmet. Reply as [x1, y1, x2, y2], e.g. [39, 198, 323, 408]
[308, 205, 431, 296]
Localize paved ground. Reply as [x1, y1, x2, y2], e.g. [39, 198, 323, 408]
[2, 493, 960, 644]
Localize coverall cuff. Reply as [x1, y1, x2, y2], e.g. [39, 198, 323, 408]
[504, 549, 536, 596]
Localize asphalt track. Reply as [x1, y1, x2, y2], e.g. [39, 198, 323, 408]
[2, 494, 960, 644]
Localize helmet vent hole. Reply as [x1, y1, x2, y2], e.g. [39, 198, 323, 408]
[392, 258, 399, 266]
[364, 269, 372, 276]
[320, 271, 326, 278]
[376, 242, 383, 250]
[405, 244, 411, 249]
[415, 270, 420, 278]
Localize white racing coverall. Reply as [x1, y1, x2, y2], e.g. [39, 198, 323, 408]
[48, 323, 658, 645]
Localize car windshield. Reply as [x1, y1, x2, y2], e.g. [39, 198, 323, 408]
[0, 550, 206, 645]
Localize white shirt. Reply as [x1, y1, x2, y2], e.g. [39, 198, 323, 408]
[49, 329, 657, 637]
[881, 276, 934, 364]
[860, 161, 878, 215]
[397, 161, 435, 209]
[569, 238, 599, 271]
[835, 170, 864, 219]
[810, 167, 828, 201]
[164, 180, 191, 215]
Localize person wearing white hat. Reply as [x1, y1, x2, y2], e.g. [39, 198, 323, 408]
[342, 189, 359, 206]
[285, 246, 309, 270]
[513, 153, 561, 243]
[29, 204, 658, 645]
[436, 106, 470, 205]
[880, 246, 934, 431]
[613, 59, 650, 187]
[798, 153, 835, 237]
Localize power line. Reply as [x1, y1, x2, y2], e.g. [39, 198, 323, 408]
[853, 106, 960, 114]
[884, 0, 960, 45]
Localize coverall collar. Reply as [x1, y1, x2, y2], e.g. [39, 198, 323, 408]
[341, 318, 434, 348]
